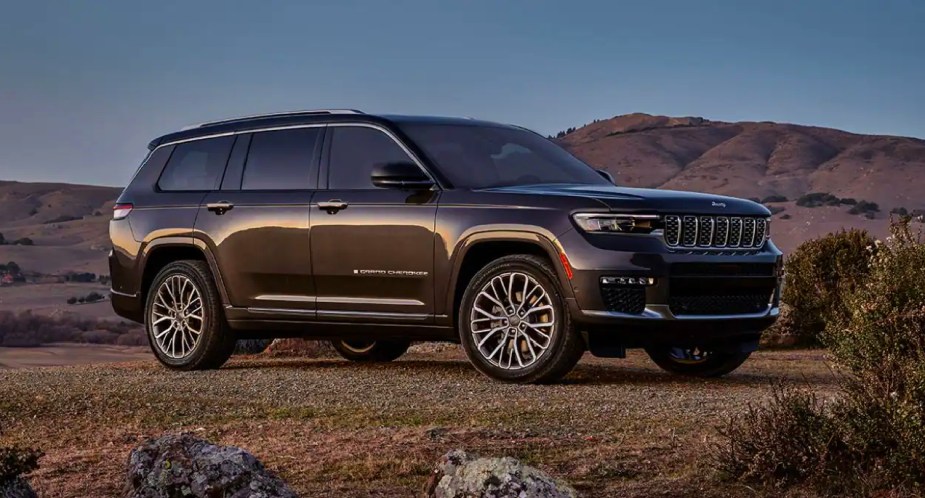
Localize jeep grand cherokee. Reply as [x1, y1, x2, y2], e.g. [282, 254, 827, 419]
[109, 109, 781, 383]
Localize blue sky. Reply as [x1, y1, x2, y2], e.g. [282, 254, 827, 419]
[1, 0, 922, 186]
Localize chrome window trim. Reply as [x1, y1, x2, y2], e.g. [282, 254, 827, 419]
[151, 121, 441, 189]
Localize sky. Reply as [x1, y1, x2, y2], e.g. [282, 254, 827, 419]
[1, 0, 923, 186]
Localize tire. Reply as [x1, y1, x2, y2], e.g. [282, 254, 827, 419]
[331, 339, 411, 362]
[645, 346, 751, 378]
[458, 254, 584, 384]
[144, 260, 235, 370]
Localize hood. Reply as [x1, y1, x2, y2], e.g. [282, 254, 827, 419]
[480, 183, 770, 216]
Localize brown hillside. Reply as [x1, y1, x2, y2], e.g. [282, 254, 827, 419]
[558, 114, 925, 252]
[0, 181, 120, 274]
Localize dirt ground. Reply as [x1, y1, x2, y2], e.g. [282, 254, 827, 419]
[0, 348, 837, 497]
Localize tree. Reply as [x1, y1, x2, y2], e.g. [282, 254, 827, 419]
[5, 261, 19, 274]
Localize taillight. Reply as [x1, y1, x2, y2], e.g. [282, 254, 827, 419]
[112, 203, 133, 220]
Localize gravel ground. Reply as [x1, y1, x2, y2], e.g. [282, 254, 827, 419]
[0, 348, 837, 497]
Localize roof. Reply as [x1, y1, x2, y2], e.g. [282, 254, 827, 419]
[148, 110, 515, 150]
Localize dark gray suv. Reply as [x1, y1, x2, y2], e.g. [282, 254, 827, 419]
[109, 109, 781, 383]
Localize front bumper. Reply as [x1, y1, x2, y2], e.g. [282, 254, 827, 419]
[558, 228, 783, 345]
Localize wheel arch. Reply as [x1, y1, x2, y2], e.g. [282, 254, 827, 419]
[447, 231, 573, 324]
[139, 238, 229, 306]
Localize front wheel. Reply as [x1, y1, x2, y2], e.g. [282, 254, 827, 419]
[458, 254, 584, 384]
[331, 339, 410, 362]
[645, 346, 751, 378]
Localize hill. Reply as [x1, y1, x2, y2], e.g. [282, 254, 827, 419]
[556, 113, 925, 251]
[0, 181, 120, 275]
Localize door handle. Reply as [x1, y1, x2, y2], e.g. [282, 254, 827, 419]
[206, 201, 234, 215]
[318, 200, 348, 214]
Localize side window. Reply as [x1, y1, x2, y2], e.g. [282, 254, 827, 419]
[241, 128, 320, 190]
[328, 126, 416, 189]
[157, 136, 234, 191]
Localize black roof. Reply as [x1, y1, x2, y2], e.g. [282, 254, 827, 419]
[148, 110, 514, 150]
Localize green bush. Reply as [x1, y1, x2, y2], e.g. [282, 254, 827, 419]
[780, 228, 875, 344]
[849, 200, 880, 215]
[716, 220, 925, 495]
[796, 192, 840, 207]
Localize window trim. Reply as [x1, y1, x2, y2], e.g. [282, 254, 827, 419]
[323, 123, 438, 191]
[150, 122, 441, 191]
[155, 135, 235, 193]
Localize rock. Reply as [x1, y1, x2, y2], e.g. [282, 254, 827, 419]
[233, 339, 273, 355]
[0, 478, 37, 498]
[126, 434, 297, 498]
[424, 449, 578, 498]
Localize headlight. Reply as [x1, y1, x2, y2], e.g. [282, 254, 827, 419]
[572, 213, 659, 234]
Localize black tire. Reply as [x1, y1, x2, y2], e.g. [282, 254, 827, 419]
[144, 260, 235, 370]
[331, 339, 411, 362]
[645, 346, 751, 378]
[458, 254, 584, 384]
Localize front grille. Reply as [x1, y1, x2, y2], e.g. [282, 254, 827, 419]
[663, 215, 768, 249]
[601, 285, 646, 314]
[669, 293, 773, 315]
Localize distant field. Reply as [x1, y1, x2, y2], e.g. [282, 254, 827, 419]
[0, 343, 150, 369]
[0, 282, 115, 319]
[0, 349, 836, 497]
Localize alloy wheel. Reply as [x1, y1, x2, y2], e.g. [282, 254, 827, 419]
[150, 274, 204, 359]
[469, 271, 556, 370]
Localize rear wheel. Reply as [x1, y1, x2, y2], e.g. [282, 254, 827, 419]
[458, 254, 584, 384]
[331, 339, 410, 362]
[645, 346, 750, 377]
[145, 260, 235, 370]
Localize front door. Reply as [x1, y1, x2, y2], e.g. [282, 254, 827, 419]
[310, 124, 439, 323]
[195, 127, 323, 312]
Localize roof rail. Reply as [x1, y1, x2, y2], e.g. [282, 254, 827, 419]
[190, 109, 365, 129]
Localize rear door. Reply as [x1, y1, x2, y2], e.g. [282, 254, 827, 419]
[310, 124, 439, 322]
[195, 126, 322, 312]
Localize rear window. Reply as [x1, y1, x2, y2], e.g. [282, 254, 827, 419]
[241, 128, 321, 190]
[157, 136, 234, 191]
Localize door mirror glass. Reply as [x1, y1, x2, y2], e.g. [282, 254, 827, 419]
[371, 162, 434, 189]
[597, 169, 616, 184]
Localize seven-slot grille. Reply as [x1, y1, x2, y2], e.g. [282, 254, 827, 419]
[663, 215, 768, 249]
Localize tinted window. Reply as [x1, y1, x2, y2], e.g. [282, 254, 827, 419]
[242, 128, 320, 190]
[157, 136, 234, 191]
[400, 124, 610, 189]
[328, 127, 416, 189]
[220, 134, 251, 191]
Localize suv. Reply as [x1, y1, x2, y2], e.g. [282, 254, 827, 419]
[110, 109, 781, 383]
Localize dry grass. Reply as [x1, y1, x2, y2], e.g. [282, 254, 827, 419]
[0, 349, 838, 497]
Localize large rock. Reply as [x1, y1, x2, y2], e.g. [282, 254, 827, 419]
[424, 449, 578, 498]
[0, 478, 37, 498]
[126, 434, 298, 498]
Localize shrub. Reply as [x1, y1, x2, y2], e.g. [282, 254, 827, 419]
[0, 232, 4, 245]
[84, 291, 104, 303]
[66, 297, 77, 305]
[848, 200, 880, 215]
[42, 215, 80, 224]
[796, 192, 840, 207]
[0, 310, 144, 346]
[761, 194, 788, 203]
[780, 229, 875, 344]
[13, 238, 33, 246]
[716, 220, 925, 495]
[767, 205, 785, 215]
[779, 213, 792, 220]
[840, 197, 857, 205]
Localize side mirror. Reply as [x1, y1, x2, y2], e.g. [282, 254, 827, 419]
[371, 162, 434, 189]
[597, 169, 616, 184]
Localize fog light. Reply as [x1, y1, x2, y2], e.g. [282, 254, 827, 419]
[601, 276, 655, 286]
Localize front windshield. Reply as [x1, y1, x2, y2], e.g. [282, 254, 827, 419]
[401, 124, 611, 189]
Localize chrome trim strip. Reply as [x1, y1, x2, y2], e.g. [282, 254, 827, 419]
[192, 109, 364, 129]
[584, 305, 778, 321]
[316, 310, 431, 321]
[316, 296, 425, 306]
[247, 307, 316, 316]
[254, 295, 315, 303]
